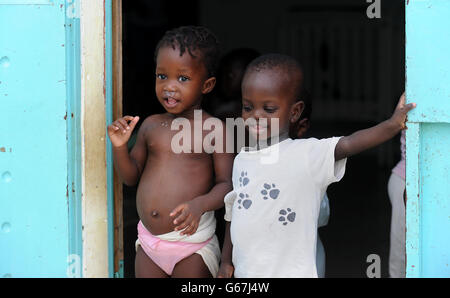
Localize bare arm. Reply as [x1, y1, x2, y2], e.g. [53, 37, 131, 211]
[335, 93, 416, 161]
[108, 116, 147, 186]
[217, 221, 234, 278]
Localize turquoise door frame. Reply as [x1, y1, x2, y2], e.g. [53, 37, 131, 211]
[105, 0, 118, 278]
[0, 0, 115, 277]
[405, 0, 450, 277]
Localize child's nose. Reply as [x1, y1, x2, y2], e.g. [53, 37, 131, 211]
[253, 109, 263, 120]
[163, 80, 177, 92]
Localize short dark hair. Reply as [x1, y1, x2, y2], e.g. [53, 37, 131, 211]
[155, 26, 221, 77]
[246, 53, 311, 120]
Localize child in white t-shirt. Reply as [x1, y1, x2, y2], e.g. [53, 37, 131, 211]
[217, 54, 415, 278]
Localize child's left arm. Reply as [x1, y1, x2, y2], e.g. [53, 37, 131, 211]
[334, 93, 416, 161]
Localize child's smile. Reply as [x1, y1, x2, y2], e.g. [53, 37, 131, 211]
[247, 120, 268, 137]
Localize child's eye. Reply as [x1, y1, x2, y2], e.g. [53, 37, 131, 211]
[243, 106, 252, 112]
[178, 76, 189, 82]
[156, 74, 167, 80]
[264, 107, 278, 113]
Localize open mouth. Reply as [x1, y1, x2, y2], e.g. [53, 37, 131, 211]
[164, 97, 179, 108]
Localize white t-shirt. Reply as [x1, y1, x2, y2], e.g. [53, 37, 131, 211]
[225, 137, 346, 278]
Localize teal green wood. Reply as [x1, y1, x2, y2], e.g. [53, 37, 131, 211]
[105, 0, 117, 278]
[65, 0, 83, 277]
[406, 0, 450, 277]
[0, 1, 82, 277]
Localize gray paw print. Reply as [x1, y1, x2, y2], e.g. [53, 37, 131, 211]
[237, 193, 252, 209]
[261, 183, 280, 200]
[279, 208, 296, 225]
[239, 171, 249, 187]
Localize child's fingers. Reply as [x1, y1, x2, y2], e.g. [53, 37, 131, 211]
[172, 209, 189, 226]
[174, 215, 192, 232]
[217, 268, 226, 278]
[117, 118, 129, 133]
[404, 102, 417, 112]
[107, 125, 121, 138]
[217, 268, 231, 278]
[170, 204, 185, 219]
[395, 92, 405, 109]
[218, 266, 233, 278]
[181, 221, 198, 235]
[112, 120, 126, 132]
[123, 115, 135, 122]
[180, 225, 193, 235]
[107, 124, 119, 134]
[128, 116, 140, 131]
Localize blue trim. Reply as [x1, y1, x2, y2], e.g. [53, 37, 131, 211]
[105, 0, 117, 278]
[65, 0, 83, 277]
[405, 123, 420, 278]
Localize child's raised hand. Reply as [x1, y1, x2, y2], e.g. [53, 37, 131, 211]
[389, 92, 416, 130]
[107, 116, 139, 147]
[170, 200, 203, 236]
[217, 263, 234, 278]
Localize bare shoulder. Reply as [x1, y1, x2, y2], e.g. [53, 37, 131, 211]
[139, 113, 170, 132]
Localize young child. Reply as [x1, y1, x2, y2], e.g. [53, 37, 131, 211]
[217, 54, 415, 278]
[108, 26, 234, 278]
[387, 129, 406, 277]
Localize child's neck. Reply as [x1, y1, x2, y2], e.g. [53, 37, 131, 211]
[255, 131, 290, 150]
[171, 103, 202, 120]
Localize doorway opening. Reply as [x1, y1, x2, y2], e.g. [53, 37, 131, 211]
[118, 0, 405, 277]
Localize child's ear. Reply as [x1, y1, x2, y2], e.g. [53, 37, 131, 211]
[202, 77, 216, 95]
[290, 101, 305, 123]
[295, 118, 310, 138]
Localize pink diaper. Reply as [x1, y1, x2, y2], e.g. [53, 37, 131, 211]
[137, 221, 211, 276]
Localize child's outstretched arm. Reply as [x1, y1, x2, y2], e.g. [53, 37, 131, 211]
[334, 93, 416, 161]
[108, 115, 146, 186]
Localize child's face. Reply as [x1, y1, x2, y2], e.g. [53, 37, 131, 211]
[241, 69, 303, 142]
[155, 46, 215, 116]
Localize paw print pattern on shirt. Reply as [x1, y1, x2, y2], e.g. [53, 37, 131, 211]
[237, 193, 252, 209]
[239, 171, 249, 187]
[261, 183, 280, 200]
[279, 208, 296, 225]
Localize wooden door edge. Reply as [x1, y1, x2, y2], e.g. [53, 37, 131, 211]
[112, 0, 124, 277]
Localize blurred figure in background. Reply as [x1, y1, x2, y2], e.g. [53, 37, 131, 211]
[204, 48, 260, 120]
[387, 130, 406, 278]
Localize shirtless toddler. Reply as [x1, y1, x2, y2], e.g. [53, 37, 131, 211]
[108, 26, 234, 278]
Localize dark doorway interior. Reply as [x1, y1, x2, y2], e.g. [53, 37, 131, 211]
[122, 0, 405, 278]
